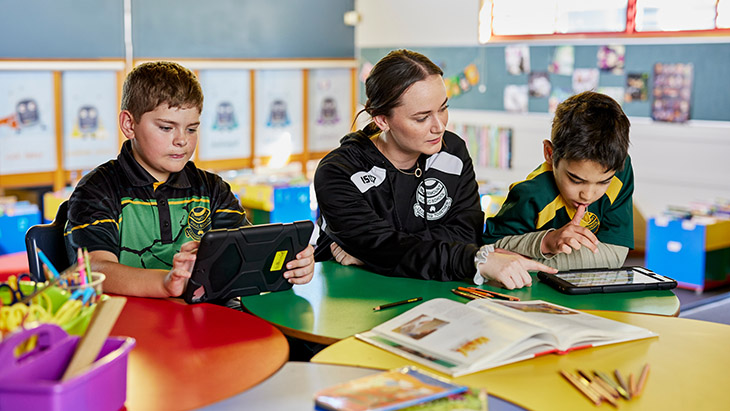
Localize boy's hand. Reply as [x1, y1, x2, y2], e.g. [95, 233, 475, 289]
[541, 204, 599, 255]
[163, 241, 199, 297]
[479, 252, 557, 290]
[284, 244, 315, 285]
[330, 242, 364, 266]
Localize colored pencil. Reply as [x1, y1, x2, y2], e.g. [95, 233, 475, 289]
[560, 370, 602, 406]
[635, 363, 650, 397]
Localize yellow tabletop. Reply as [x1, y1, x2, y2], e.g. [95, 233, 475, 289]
[312, 311, 730, 411]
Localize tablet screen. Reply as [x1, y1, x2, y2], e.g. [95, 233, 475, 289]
[554, 267, 664, 287]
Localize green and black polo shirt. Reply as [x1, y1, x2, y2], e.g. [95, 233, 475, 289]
[65, 140, 248, 270]
[483, 156, 634, 249]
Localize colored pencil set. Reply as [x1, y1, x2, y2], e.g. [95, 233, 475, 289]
[451, 286, 520, 301]
[560, 364, 650, 407]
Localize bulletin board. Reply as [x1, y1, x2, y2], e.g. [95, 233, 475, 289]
[360, 42, 730, 122]
[0, 60, 357, 192]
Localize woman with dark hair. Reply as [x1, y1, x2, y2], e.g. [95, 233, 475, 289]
[313, 49, 554, 289]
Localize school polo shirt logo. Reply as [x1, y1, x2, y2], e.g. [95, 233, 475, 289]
[414, 178, 452, 221]
[582, 210, 601, 233]
[185, 206, 212, 241]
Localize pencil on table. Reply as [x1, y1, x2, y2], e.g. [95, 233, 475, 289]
[560, 370, 602, 406]
[466, 287, 520, 301]
[590, 372, 620, 399]
[457, 287, 492, 298]
[595, 370, 629, 400]
[577, 370, 618, 407]
[629, 372, 636, 398]
[635, 363, 650, 397]
[614, 369, 631, 399]
[451, 289, 481, 300]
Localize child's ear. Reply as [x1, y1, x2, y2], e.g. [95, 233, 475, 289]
[372, 115, 389, 132]
[119, 110, 136, 140]
[543, 140, 554, 163]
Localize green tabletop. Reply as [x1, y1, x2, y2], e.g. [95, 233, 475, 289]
[241, 261, 680, 344]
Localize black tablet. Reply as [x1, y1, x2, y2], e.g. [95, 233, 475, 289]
[182, 220, 314, 304]
[537, 266, 677, 295]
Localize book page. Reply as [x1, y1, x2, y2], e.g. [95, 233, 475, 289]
[466, 299, 656, 350]
[368, 298, 549, 368]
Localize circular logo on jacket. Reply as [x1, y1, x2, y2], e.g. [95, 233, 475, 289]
[581, 211, 600, 232]
[185, 207, 212, 241]
[413, 178, 452, 221]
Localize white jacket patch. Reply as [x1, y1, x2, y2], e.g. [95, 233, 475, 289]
[425, 152, 463, 175]
[351, 166, 386, 193]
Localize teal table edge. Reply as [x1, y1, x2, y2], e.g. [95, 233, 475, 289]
[241, 261, 680, 344]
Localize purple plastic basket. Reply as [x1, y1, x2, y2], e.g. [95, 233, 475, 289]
[0, 323, 135, 411]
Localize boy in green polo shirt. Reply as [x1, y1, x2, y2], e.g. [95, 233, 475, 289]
[65, 61, 314, 298]
[483, 91, 633, 271]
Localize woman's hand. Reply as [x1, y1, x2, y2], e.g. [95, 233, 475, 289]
[479, 252, 557, 290]
[330, 242, 364, 266]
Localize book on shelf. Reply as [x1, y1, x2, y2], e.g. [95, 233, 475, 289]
[313, 366, 470, 411]
[356, 298, 657, 377]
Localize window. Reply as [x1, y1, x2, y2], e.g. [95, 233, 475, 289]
[480, 0, 730, 42]
[635, 0, 717, 31]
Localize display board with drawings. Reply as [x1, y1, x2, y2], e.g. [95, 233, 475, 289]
[360, 42, 730, 122]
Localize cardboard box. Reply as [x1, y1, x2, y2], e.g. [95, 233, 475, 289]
[646, 217, 730, 291]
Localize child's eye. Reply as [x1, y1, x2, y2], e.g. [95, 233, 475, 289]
[440, 105, 449, 112]
[416, 116, 429, 122]
[160, 126, 172, 131]
[187, 128, 198, 134]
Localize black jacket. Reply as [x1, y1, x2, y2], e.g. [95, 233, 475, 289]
[313, 126, 483, 281]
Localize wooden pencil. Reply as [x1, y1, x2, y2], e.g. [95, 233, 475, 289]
[635, 364, 650, 397]
[560, 370, 602, 406]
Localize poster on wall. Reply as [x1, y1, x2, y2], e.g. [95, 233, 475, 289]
[254, 69, 303, 159]
[505, 44, 530, 75]
[308, 69, 352, 153]
[528, 72, 551, 98]
[0, 71, 56, 174]
[652, 63, 693, 123]
[62, 71, 118, 170]
[625, 73, 649, 102]
[503, 85, 528, 113]
[549, 46, 574, 76]
[597, 45, 625, 74]
[572, 68, 599, 94]
[199, 70, 251, 160]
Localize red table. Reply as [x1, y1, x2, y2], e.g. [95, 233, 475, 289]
[111, 296, 289, 411]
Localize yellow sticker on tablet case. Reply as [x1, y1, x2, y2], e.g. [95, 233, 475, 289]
[271, 250, 288, 271]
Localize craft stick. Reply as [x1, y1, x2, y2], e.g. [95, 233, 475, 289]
[62, 297, 127, 381]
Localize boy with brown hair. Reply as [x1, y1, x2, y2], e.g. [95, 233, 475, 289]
[65, 61, 314, 298]
[483, 91, 633, 270]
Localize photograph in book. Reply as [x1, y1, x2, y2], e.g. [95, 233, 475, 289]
[356, 298, 657, 377]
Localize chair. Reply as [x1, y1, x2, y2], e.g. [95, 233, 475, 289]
[25, 200, 70, 281]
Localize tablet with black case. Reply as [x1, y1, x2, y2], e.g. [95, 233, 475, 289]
[537, 266, 677, 295]
[182, 220, 314, 304]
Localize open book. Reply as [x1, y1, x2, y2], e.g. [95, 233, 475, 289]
[356, 298, 657, 377]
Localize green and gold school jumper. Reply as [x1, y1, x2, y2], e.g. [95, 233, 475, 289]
[483, 156, 634, 271]
[65, 140, 248, 271]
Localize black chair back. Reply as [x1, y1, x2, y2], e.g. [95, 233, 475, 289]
[25, 200, 70, 281]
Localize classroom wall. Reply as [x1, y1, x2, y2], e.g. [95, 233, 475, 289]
[354, 0, 730, 218]
[0, 0, 355, 59]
